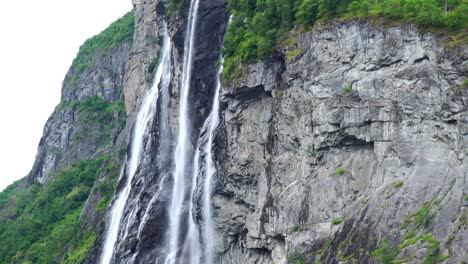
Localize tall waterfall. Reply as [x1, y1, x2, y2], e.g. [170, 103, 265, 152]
[201, 58, 223, 264]
[137, 25, 172, 240]
[165, 0, 201, 262]
[100, 25, 171, 264]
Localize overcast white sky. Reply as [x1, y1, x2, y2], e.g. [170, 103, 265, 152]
[0, 0, 133, 191]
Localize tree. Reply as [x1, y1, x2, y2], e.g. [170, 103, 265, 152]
[349, 1, 360, 15]
[296, 0, 320, 26]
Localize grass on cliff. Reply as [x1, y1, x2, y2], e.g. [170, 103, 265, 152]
[70, 10, 135, 77]
[372, 201, 449, 264]
[63, 96, 126, 146]
[0, 154, 121, 264]
[223, 0, 468, 83]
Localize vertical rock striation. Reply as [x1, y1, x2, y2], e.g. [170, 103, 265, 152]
[214, 20, 467, 263]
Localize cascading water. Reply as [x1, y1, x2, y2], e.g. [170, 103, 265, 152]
[200, 58, 223, 264]
[100, 25, 171, 264]
[165, 0, 201, 262]
[182, 60, 222, 263]
[137, 26, 172, 240]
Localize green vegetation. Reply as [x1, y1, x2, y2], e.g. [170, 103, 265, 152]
[462, 78, 468, 89]
[393, 180, 404, 189]
[63, 233, 97, 264]
[63, 96, 126, 145]
[69, 11, 134, 84]
[402, 201, 438, 229]
[147, 54, 160, 75]
[449, 78, 468, 95]
[95, 160, 121, 213]
[167, 0, 183, 15]
[0, 179, 23, 210]
[223, 0, 468, 82]
[65, 96, 126, 124]
[371, 234, 449, 264]
[372, 201, 449, 263]
[286, 48, 305, 59]
[291, 224, 304, 232]
[334, 167, 346, 175]
[342, 85, 353, 93]
[0, 155, 117, 263]
[290, 252, 306, 264]
[331, 217, 344, 225]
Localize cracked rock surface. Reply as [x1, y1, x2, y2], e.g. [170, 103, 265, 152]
[214, 20, 468, 263]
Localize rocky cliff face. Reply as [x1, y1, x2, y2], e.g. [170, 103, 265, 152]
[17, 1, 468, 263]
[100, 0, 229, 262]
[28, 40, 131, 184]
[214, 20, 468, 263]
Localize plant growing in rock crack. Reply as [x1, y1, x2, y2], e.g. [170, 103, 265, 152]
[393, 180, 404, 189]
[147, 54, 160, 75]
[290, 252, 305, 264]
[334, 167, 346, 176]
[342, 86, 352, 93]
[331, 218, 344, 225]
[291, 225, 303, 232]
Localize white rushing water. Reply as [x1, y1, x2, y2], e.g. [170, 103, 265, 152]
[137, 25, 172, 240]
[201, 58, 223, 264]
[100, 25, 171, 264]
[165, 0, 201, 262]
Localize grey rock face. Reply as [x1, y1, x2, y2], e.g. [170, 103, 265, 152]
[215, 20, 468, 263]
[28, 42, 131, 184]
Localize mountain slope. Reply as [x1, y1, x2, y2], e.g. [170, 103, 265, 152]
[0, 0, 466, 263]
[0, 11, 134, 264]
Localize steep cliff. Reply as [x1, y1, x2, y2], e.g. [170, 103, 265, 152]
[0, 0, 467, 263]
[215, 19, 468, 263]
[0, 12, 133, 263]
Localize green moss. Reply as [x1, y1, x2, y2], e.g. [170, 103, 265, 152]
[462, 78, 468, 89]
[393, 180, 404, 189]
[372, 235, 449, 264]
[290, 252, 305, 264]
[413, 204, 433, 228]
[331, 217, 344, 225]
[147, 55, 160, 75]
[342, 86, 353, 93]
[402, 201, 436, 230]
[286, 48, 305, 59]
[291, 225, 303, 232]
[167, 0, 183, 15]
[334, 167, 345, 175]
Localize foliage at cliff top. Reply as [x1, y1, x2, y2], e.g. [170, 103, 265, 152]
[222, 0, 468, 82]
[72, 10, 135, 74]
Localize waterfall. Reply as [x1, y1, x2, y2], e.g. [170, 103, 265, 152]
[183, 60, 222, 264]
[99, 25, 171, 264]
[137, 24, 172, 240]
[165, 0, 201, 262]
[201, 58, 223, 264]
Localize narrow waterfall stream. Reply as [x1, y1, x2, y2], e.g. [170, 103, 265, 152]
[201, 58, 223, 264]
[165, 0, 201, 262]
[100, 25, 171, 264]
